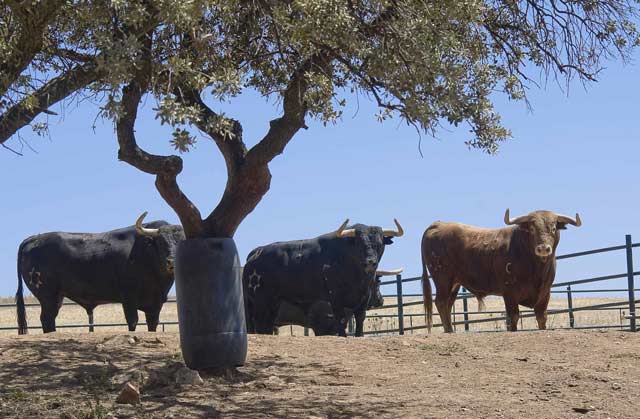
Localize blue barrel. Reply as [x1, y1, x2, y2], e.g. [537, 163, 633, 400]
[175, 238, 247, 369]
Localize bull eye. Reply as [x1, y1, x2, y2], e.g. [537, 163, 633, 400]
[551, 225, 557, 234]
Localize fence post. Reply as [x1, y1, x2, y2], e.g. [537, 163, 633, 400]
[626, 234, 636, 332]
[396, 274, 404, 335]
[567, 285, 575, 328]
[462, 287, 470, 331]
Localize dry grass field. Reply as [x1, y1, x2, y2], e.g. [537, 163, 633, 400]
[0, 294, 633, 336]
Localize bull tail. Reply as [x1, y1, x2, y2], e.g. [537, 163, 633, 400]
[16, 239, 28, 335]
[477, 295, 486, 313]
[421, 262, 433, 333]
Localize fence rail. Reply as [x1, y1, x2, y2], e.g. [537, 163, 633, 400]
[1, 235, 638, 335]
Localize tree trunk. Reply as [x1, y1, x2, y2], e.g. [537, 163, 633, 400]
[202, 164, 272, 238]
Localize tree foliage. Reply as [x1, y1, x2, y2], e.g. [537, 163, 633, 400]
[1, 0, 638, 237]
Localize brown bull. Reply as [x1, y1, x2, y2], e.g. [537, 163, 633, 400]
[421, 210, 582, 332]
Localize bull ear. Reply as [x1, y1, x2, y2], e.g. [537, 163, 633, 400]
[383, 237, 394, 245]
[556, 222, 568, 230]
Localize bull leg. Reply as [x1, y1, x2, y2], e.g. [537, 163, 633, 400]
[331, 307, 348, 337]
[435, 286, 454, 333]
[122, 302, 139, 332]
[145, 310, 160, 332]
[254, 312, 277, 334]
[447, 284, 462, 331]
[504, 298, 520, 332]
[354, 310, 366, 337]
[40, 294, 63, 333]
[86, 307, 95, 333]
[534, 293, 551, 330]
[251, 293, 278, 334]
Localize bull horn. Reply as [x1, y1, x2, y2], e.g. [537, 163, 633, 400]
[336, 219, 356, 238]
[375, 267, 404, 277]
[555, 213, 582, 227]
[135, 211, 159, 236]
[504, 209, 532, 226]
[382, 219, 404, 237]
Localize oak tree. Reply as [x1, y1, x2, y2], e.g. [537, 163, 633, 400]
[2, 1, 638, 238]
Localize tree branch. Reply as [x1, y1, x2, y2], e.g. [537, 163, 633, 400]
[0, 0, 66, 96]
[197, 52, 333, 237]
[246, 52, 332, 167]
[0, 62, 101, 144]
[1, 5, 161, 146]
[115, 19, 204, 238]
[175, 87, 248, 174]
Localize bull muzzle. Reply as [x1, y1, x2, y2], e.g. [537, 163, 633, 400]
[535, 244, 553, 258]
[135, 211, 159, 236]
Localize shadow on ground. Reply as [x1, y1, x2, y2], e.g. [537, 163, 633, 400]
[0, 334, 401, 418]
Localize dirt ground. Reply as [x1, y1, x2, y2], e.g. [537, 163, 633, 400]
[0, 331, 639, 419]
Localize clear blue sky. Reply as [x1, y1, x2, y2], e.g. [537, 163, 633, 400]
[2, 55, 639, 299]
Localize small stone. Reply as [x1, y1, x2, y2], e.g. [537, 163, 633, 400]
[116, 382, 140, 405]
[127, 336, 138, 345]
[612, 382, 622, 390]
[573, 406, 595, 414]
[175, 367, 204, 386]
[454, 362, 461, 368]
[266, 375, 286, 387]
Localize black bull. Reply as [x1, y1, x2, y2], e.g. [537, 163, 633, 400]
[243, 219, 403, 336]
[15, 212, 184, 334]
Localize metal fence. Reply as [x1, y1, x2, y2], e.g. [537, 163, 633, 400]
[361, 234, 639, 335]
[1, 235, 638, 335]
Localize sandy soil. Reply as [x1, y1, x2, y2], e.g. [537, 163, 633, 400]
[0, 331, 639, 418]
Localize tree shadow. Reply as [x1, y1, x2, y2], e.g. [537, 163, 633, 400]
[0, 335, 403, 418]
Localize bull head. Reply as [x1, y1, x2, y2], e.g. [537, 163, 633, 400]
[504, 209, 582, 259]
